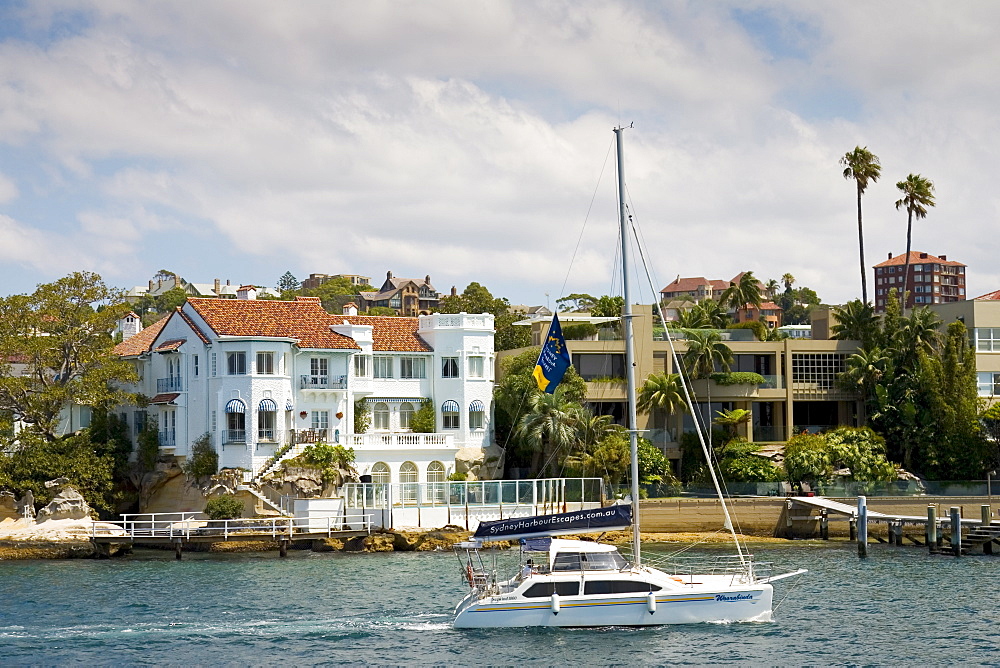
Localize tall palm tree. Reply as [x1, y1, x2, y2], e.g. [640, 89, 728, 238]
[516, 389, 584, 476]
[841, 146, 882, 305]
[895, 174, 936, 308]
[764, 279, 780, 299]
[781, 273, 795, 294]
[722, 271, 763, 312]
[831, 299, 880, 348]
[636, 372, 687, 447]
[682, 329, 734, 380]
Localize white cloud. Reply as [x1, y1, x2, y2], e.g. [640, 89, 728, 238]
[0, 1, 998, 304]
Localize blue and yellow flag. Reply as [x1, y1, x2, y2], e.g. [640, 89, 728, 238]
[533, 313, 571, 393]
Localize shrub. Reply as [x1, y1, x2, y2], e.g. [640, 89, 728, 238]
[183, 433, 218, 480]
[562, 322, 597, 340]
[717, 438, 782, 482]
[709, 372, 766, 386]
[204, 494, 244, 520]
[298, 442, 357, 486]
[354, 399, 370, 434]
[730, 321, 768, 341]
[783, 433, 831, 483]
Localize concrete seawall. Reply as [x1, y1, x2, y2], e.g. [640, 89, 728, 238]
[639, 496, 1000, 538]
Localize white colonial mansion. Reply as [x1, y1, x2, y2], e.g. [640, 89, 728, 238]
[114, 295, 495, 486]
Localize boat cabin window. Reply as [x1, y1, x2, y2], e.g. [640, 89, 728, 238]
[523, 582, 580, 598]
[583, 581, 662, 595]
[551, 551, 627, 572]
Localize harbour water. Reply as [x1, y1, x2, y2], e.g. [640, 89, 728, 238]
[2, 542, 999, 665]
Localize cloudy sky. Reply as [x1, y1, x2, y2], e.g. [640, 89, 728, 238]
[1, 1, 997, 307]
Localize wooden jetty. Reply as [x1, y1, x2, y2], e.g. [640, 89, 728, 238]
[786, 496, 1000, 557]
[90, 512, 372, 559]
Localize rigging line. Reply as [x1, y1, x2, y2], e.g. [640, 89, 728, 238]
[556, 137, 616, 305]
[628, 207, 748, 563]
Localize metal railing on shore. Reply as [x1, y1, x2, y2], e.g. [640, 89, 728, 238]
[611, 479, 1000, 499]
[91, 512, 373, 539]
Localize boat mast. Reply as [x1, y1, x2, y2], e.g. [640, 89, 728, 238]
[615, 126, 642, 568]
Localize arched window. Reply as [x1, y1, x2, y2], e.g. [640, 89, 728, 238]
[371, 462, 390, 484]
[427, 460, 446, 503]
[400, 461, 418, 503]
[469, 399, 485, 430]
[399, 402, 415, 430]
[373, 402, 390, 430]
[441, 400, 460, 430]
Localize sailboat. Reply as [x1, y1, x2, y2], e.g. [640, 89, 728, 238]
[453, 126, 804, 628]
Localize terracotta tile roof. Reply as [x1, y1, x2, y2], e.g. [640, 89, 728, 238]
[114, 316, 169, 357]
[874, 251, 965, 268]
[660, 276, 728, 294]
[154, 339, 186, 352]
[186, 297, 361, 350]
[337, 315, 432, 352]
[175, 307, 210, 344]
[149, 392, 180, 404]
[976, 290, 1000, 300]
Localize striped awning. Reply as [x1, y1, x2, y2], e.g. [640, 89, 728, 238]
[365, 397, 427, 404]
[469, 400, 485, 412]
[441, 400, 460, 412]
[285, 399, 294, 411]
[259, 398, 278, 412]
[225, 399, 246, 414]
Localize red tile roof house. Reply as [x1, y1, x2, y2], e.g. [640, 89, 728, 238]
[660, 273, 780, 327]
[113, 295, 496, 517]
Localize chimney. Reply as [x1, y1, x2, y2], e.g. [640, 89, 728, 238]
[887, 252, 892, 259]
[342, 302, 358, 316]
[157, 278, 163, 289]
[226, 279, 231, 286]
[919, 253, 928, 259]
[425, 274, 431, 285]
[940, 254, 947, 261]
[148, 279, 154, 292]
[451, 286, 458, 297]
[214, 278, 221, 294]
[387, 270, 393, 280]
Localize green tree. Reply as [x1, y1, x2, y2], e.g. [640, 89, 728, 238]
[0, 272, 138, 441]
[783, 433, 832, 484]
[590, 295, 625, 318]
[637, 373, 687, 445]
[299, 442, 358, 487]
[0, 431, 116, 514]
[277, 271, 300, 294]
[367, 306, 397, 316]
[895, 173, 936, 305]
[354, 399, 370, 434]
[303, 277, 373, 312]
[716, 438, 781, 483]
[841, 146, 882, 304]
[713, 408, 751, 440]
[182, 433, 218, 481]
[556, 293, 597, 312]
[410, 400, 436, 433]
[764, 279, 780, 299]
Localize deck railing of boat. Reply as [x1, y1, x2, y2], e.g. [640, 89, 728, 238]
[636, 553, 773, 583]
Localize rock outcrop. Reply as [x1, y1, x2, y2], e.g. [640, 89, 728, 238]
[262, 465, 332, 498]
[36, 484, 92, 521]
[0, 492, 18, 521]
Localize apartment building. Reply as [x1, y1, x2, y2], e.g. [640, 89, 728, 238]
[114, 295, 494, 486]
[505, 305, 861, 462]
[873, 251, 966, 312]
[929, 292, 1000, 404]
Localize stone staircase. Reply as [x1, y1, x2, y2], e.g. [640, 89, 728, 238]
[254, 443, 308, 482]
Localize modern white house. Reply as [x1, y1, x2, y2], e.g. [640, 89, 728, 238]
[114, 295, 495, 487]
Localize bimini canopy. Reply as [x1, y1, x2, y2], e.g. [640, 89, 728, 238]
[473, 505, 632, 542]
[225, 399, 246, 414]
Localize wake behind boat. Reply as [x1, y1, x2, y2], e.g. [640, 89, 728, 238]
[453, 126, 803, 629]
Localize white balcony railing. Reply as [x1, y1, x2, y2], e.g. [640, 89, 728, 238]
[224, 429, 246, 444]
[159, 429, 176, 448]
[300, 375, 348, 389]
[344, 433, 454, 449]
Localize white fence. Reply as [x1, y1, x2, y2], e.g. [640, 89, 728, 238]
[341, 477, 605, 531]
[92, 511, 373, 539]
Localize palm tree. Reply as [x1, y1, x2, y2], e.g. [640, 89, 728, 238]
[841, 146, 882, 305]
[781, 273, 795, 294]
[764, 279, 780, 299]
[722, 271, 763, 312]
[682, 329, 734, 380]
[840, 346, 891, 397]
[895, 174, 936, 307]
[697, 298, 731, 329]
[900, 306, 943, 356]
[713, 408, 752, 441]
[831, 299, 880, 348]
[637, 372, 688, 443]
[516, 389, 585, 476]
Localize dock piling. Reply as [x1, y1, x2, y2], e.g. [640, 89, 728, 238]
[173, 538, 183, 561]
[820, 509, 829, 540]
[927, 506, 938, 554]
[950, 506, 962, 557]
[857, 496, 868, 558]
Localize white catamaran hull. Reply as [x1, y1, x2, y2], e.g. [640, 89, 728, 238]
[454, 582, 773, 628]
